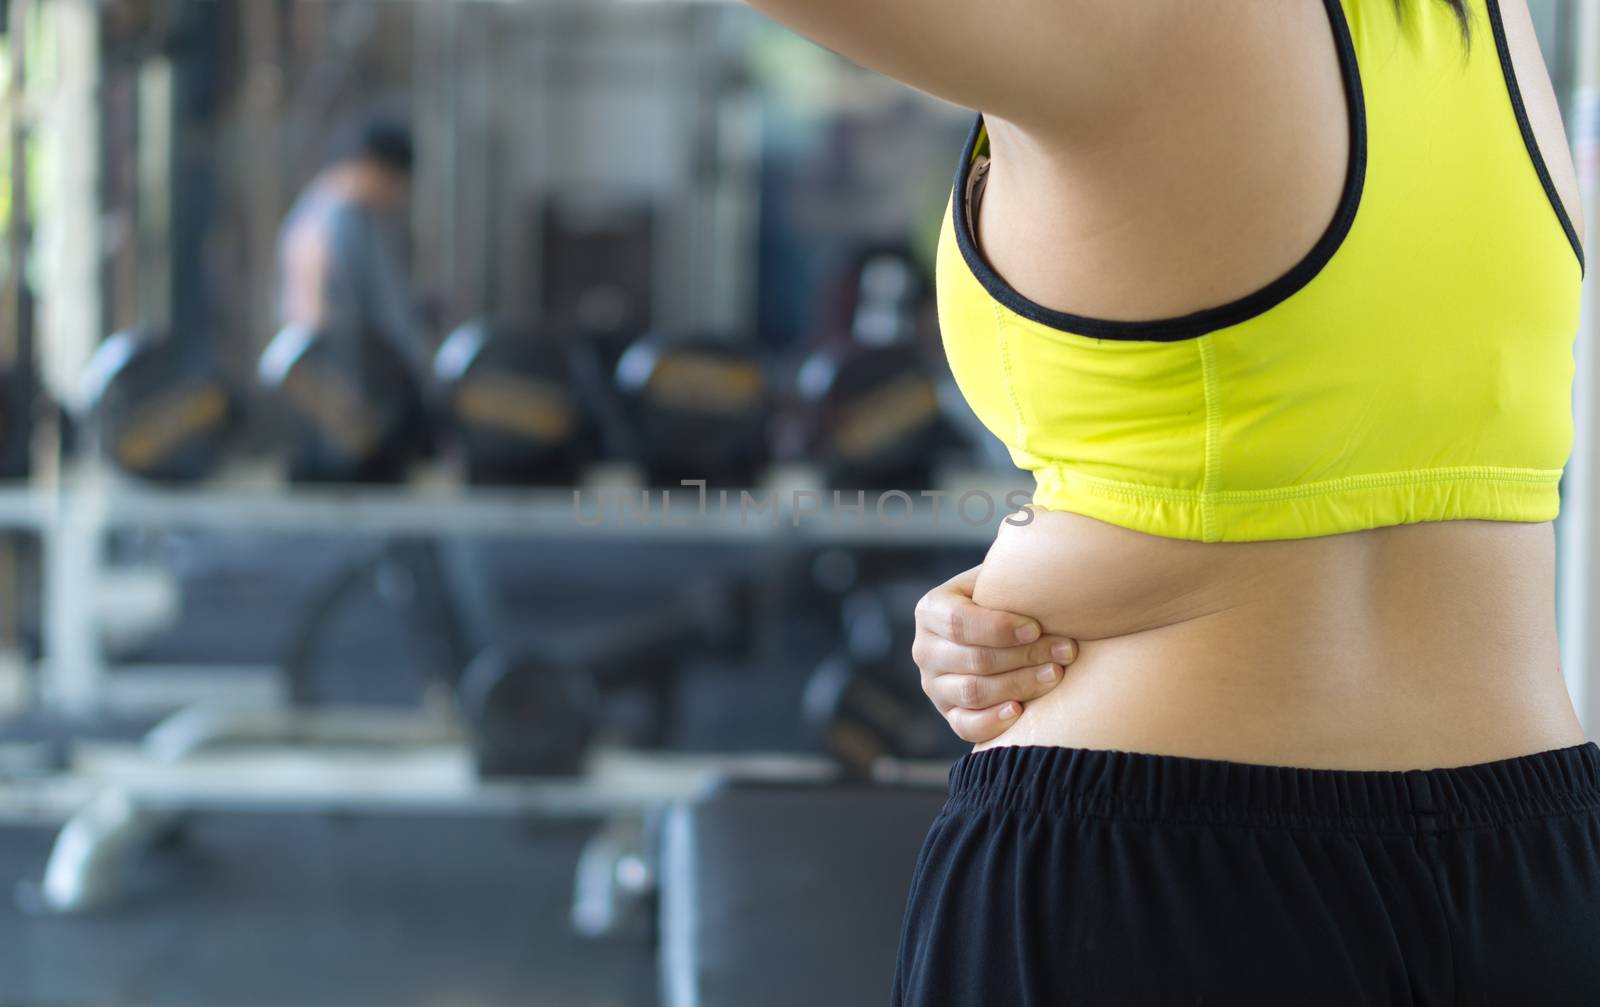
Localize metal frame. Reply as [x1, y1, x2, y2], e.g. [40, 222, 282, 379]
[9, 739, 853, 913]
[5, 460, 1023, 713]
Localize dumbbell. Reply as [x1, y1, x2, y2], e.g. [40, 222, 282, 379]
[812, 243, 931, 350]
[840, 581, 919, 670]
[458, 645, 601, 777]
[792, 342, 947, 490]
[433, 319, 597, 486]
[803, 654, 952, 779]
[458, 621, 685, 779]
[845, 245, 930, 348]
[258, 325, 427, 484]
[80, 328, 239, 482]
[614, 332, 770, 487]
[804, 579, 966, 777]
[459, 577, 753, 777]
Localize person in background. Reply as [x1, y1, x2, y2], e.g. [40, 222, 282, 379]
[275, 114, 428, 378]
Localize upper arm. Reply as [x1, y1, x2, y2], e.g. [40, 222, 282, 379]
[742, 0, 1195, 134]
[281, 219, 331, 329]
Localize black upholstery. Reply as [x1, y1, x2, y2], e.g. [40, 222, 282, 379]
[658, 778, 949, 1007]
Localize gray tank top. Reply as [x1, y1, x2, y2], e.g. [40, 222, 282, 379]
[275, 186, 426, 375]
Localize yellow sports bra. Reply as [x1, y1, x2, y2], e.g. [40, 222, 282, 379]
[937, 0, 1586, 543]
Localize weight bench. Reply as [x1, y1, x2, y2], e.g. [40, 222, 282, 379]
[658, 777, 949, 1007]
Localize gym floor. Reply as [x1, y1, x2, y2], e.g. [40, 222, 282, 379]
[0, 815, 658, 1007]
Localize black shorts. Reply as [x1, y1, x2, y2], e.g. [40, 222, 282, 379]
[892, 743, 1600, 1006]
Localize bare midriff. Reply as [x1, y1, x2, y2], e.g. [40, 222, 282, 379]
[970, 508, 1586, 770]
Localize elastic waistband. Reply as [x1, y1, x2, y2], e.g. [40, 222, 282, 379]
[944, 743, 1600, 835]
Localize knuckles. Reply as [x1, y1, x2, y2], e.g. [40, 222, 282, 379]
[941, 605, 966, 643]
[954, 675, 985, 709]
[963, 646, 994, 676]
[909, 633, 932, 669]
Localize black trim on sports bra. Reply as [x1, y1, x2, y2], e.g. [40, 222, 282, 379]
[1484, 0, 1587, 278]
[950, 0, 1368, 343]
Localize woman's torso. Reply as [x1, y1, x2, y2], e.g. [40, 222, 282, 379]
[974, 511, 1583, 769]
[966, 0, 1588, 769]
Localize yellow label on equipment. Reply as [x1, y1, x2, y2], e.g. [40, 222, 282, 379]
[282, 366, 382, 458]
[834, 374, 939, 460]
[117, 386, 230, 469]
[648, 353, 764, 414]
[456, 374, 575, 442]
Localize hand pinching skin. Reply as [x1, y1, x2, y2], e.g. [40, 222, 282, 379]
[911, 566, 1079, 743]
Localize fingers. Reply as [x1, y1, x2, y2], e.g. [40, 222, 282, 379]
[914, 634, 1077, 678]
[911, 566, 1083, 746]
[928, 661, 1067, 712]
[915, 571, 1040, 648]
[944, 701, 1025, 745]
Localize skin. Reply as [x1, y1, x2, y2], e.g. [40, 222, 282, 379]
[746, 0, 1590, 766]
[280, 158, 412, 329]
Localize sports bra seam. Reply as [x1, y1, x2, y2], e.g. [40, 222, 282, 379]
[1482, 0, 1587, 277]
[992, 303, 1029, 445]
[946, 0, 1369, 343]
[1034, 464, 1564, 505]
[1197, 337, 1222, 542]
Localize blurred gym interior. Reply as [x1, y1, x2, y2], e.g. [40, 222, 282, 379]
[0, 1, 1595, 1005]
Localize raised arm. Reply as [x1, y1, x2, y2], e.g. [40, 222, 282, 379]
[741, 0, 1190, 133]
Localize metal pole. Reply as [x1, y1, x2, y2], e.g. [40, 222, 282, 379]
[1558, 0, 1600, 730]
[2, 0, 27, 368]
[37, 0, 104, 713]
[36, 0, 100, 413]
[0, 0, 30, 713]
[240, 0, 283, 350]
